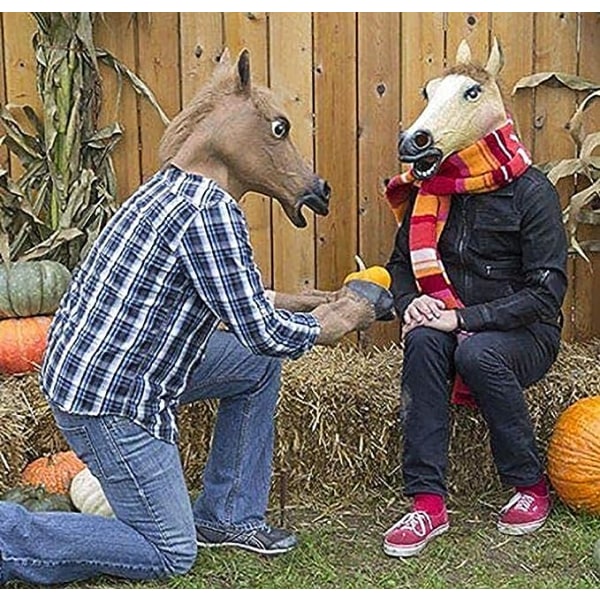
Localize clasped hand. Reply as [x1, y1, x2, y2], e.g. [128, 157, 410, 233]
[402, 295, 458, 337]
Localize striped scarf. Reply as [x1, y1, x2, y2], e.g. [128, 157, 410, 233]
[385, 118, 532, 407]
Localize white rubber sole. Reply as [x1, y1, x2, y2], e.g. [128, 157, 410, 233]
[497, 516, 547, 536]
[197, 539, 295, 555]
[383, 522, 450, 558]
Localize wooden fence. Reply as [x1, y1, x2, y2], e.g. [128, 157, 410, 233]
[1, 12, 599, 347]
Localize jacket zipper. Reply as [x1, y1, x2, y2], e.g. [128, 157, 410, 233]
[457, 196, 470, 299]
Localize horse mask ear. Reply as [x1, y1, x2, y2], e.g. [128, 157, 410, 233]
[455, 39, 472, 65]
[235, 49, 251, 94]
[485, 37, 504, 77]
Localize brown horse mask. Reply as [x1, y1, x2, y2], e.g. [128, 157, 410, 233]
[398, 38, 507, 179]
[159, 49, 330, 228]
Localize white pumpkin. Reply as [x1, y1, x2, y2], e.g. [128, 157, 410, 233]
[69, 467, 114, 517]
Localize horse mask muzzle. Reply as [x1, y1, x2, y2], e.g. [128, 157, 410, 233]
[292, 178, 331, 228]
[398, 129, 443, 180]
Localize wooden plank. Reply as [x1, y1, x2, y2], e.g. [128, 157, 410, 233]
[576, 12, 600, 339]
[269, 13, 316, 293]
[533, 13, 579, 341]
[398, 14, 444, 344]
[179, 12, 223, 105]
[401, 13, 445, 133]
[223, 12, 272, 288]
[314, 12, 358, 292]
[136, 12, 181, 182]
[357, 12, 402, 349]
[95, 13, 141, 203]
[2, 12, 38, 178]
[490, 13, 535, 149]
[446, 12, 491, 67]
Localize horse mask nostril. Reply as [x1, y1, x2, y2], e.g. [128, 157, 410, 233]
[321, 180, 331, 201]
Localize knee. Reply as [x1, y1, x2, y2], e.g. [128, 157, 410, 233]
[406, 327, 449, 349]
[454, 338, 504, 381]
[159, 539, 198, 577]
[403, 327, 454, 364]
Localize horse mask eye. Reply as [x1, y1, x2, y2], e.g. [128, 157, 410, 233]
[464, 84, 482, 101]
[271, 118, 290, 139]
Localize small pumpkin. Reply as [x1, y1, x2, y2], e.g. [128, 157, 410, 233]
[0, 260, 71, 319]
[547, 395, 600, 515]
[343, 255, 392, 290]
[21, 451, 86, 495]
[70, 467, 114, 517]
[0, 315, 53, 375]
[0, 484, 74, 512]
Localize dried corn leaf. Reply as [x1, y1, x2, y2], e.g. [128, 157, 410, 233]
[20, 227, 83, 261]
[568, 90, 600, 145]
[512, 72, 600, 95]
[547, 158, 586, 186]
[0, 233, 10, 267]
[97, 49, 170, 126]
[581, 132, 600, 161]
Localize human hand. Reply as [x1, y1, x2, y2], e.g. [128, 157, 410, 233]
[403, 295, 446, 327]
[402, 309, 459, 338]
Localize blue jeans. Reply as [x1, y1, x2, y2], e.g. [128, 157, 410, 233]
[401, 323, 560, 498]
[0, 330, 282, 585]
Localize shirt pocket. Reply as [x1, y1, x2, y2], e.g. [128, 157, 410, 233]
[469, 201, 521, 260]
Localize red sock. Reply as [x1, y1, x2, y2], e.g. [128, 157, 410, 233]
[413, 493, 446, 515]
[516, 476, 549, 498]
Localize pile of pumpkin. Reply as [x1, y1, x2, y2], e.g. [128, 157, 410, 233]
[0, 260, 70, 376]
[0, 450, 114, 517]
[0, 259, 110, 517]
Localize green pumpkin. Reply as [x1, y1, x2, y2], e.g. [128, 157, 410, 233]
[0, 260, 71, 319]
[0, 484, 74, 512]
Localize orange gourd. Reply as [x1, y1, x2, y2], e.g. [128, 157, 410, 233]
[21, 451, 86, 495]
[547, 396, 600, 515]
[343, 255, 392, 289]
[0, 315, 53, 375]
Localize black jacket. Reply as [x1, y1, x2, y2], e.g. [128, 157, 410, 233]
[386, 166, 568, 332]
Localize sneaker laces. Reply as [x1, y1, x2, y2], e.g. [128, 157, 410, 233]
[384, 510, 432, 537]
[501, 492, 535, 514]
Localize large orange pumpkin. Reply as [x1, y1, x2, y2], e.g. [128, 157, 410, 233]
[547, 396, 600, 514]
[21, 451, 86, 495]
[0, 315, 53, 375]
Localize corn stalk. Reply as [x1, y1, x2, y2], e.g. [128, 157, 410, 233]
[0, 13, 168, 269]
[512, 73, 600, 263]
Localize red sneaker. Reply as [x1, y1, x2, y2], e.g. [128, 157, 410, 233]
[497, 491, 551, 535]
[383, 508, 449, 558]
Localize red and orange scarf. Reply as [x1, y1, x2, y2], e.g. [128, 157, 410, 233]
[385, 118, 532, 407]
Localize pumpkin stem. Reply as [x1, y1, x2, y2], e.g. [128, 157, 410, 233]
[354, 254, 367, 272]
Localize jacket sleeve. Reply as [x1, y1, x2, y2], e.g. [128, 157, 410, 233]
[385, 194, 420, 320]
[457, 174, 568, 332]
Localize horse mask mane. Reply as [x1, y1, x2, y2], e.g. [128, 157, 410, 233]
[385, 38, 532, 408]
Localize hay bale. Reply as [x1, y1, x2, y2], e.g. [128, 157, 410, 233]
[0, 377, 30, 493]
[1, 340, 598, 504]
[0, 375, 68, 493]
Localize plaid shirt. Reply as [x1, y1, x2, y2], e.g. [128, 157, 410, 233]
[41, 166, 320, 443]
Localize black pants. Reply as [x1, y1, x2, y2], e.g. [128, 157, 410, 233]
[400, 323, 561, 498]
